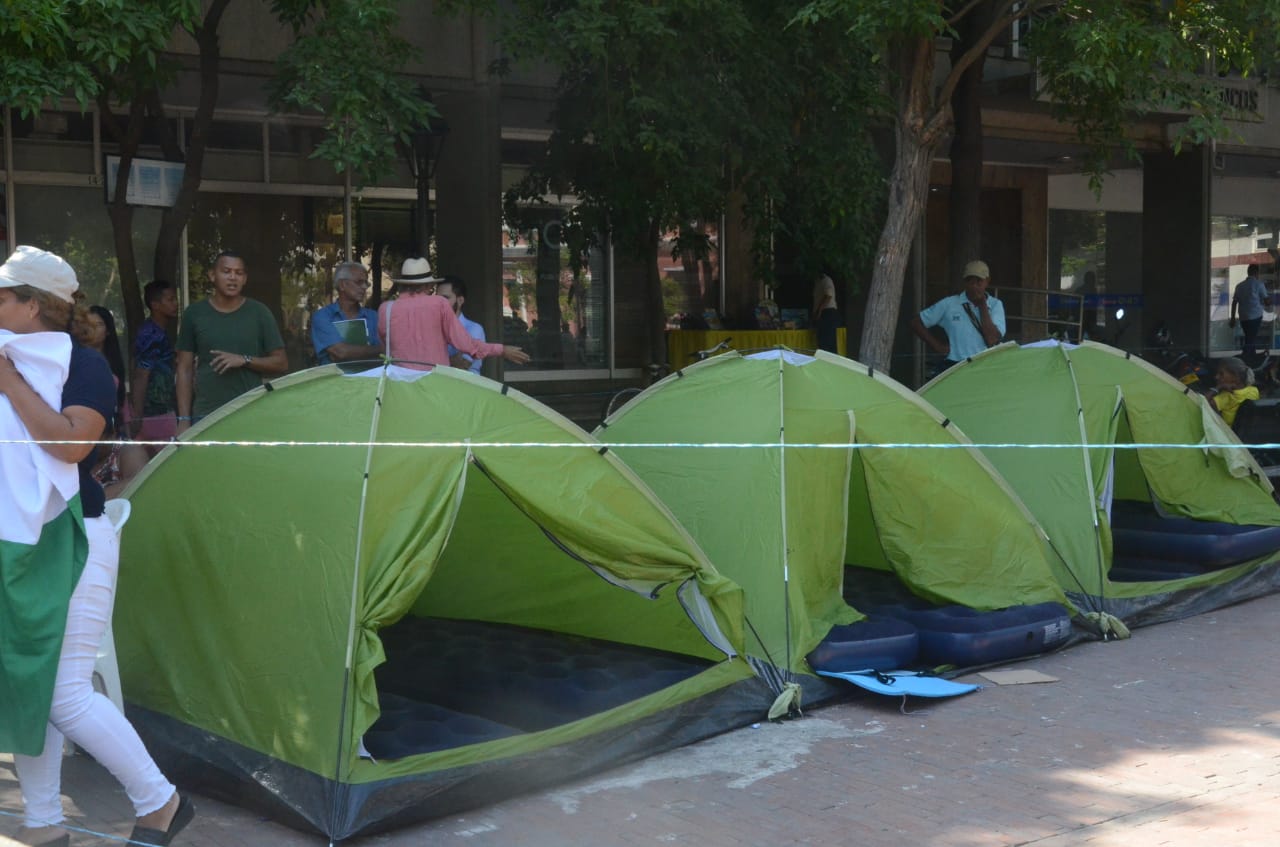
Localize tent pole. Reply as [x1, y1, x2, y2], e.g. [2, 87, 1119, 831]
[775, 347, 793, 677]
[1063, 347, 1111, 619]
[328, 362, 392, 825]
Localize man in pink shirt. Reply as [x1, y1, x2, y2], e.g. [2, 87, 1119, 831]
[377, 257, 529, 371]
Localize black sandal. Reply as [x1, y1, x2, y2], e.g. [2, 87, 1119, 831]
[129, 793, 194, 846]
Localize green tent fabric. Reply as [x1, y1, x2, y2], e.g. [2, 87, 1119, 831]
[921, 340, 1280, 627]
[113, 364, 762, 839]
[596, 349, 1072, 682]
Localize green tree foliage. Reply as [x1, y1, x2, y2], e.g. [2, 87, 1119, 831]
[1028, 0, 1280, 182]
[270, 0, 437, 184]
[793, 0, 1280, 372]
[453, 0, 886, 361]
[0, 0, 197, 116]
[0, 0, 429, 345]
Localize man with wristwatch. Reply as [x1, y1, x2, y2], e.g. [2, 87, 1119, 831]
[175, 251, 287, 434]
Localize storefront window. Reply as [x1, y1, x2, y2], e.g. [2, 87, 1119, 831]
[187, 193, 345, 371]
[1046, 209, 1142, 347]
[659, 222, 720, 329]
[1208, 216, 1280, 355]
[352, 199, 419, 308]
[10, 110, 96, 172]
[501, 217, 608, 370]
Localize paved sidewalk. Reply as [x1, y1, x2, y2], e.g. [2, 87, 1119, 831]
[5, 592, 1280, 846]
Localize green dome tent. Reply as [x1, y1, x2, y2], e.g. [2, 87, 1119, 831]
[595, 349, 1072, 687]
[114, 364, 765, 839]
[921, 340, 1280, 629]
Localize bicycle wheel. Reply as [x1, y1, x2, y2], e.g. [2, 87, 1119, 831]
[601, 387, 643, 423]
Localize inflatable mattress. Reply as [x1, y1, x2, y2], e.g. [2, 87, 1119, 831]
[872, 602, 1072, 666]
[843, 567, 1072, 666]
[363, 693, 522, 759]
[370, 617, 713, 757]
[1108, 555, 1212, 583]
[807, 618, 919, 673]
[1111, 500, 1280, 568]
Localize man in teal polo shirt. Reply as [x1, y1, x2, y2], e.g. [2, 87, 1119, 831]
[175, 251, 288, 433]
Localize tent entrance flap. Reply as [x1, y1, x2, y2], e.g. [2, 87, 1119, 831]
[414, 459, 734, 660]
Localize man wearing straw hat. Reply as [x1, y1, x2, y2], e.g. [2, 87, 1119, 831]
[377, 257, 529, 371]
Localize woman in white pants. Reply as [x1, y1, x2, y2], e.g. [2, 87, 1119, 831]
[0, 247, 193, 847]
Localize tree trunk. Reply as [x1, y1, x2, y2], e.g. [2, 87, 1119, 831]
[153, 0, 230, 289]
[99, 95, 147, 344]
[858, 37, 950, 372]
[948, 2, 993, 279]
[107, 201, 140, 332]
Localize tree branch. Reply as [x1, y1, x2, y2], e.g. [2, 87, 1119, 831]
[945, 0, 991, 28]
[143, 88, 184, 161]
[108, 98, 147, 207]
[95, 88, 126, 144]
[153, 0, 232, 282]
[937, 0, 1042, 108]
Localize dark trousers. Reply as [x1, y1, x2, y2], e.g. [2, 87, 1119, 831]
[1241, 316, 1264, 359]
[816, 308, 840, 354]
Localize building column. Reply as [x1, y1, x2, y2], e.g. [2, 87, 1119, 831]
[1142, 146, 1210, 354]
[435, 16, 504, 375]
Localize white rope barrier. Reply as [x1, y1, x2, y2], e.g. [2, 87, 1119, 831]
[4, 438, 1280, 450]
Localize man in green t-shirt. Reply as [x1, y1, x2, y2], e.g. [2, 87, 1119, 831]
[175, 251, 287, 432]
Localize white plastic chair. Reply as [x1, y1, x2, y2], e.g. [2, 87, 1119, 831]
[93, 499, 130, 713]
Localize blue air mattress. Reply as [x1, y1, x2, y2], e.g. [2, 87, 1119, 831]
[372, 617, 712, 756]
[1109, 555, 1215, 582]
[363, 694, 522, 759]
[874, 602, 1073, 666]
[842, 567, 1074, 667]
[1110, 500, 1280, 568]
[807, 618, 919, 673]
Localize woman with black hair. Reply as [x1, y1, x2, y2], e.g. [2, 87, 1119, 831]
[79, 305, 145, 491]
[81, 305, 126, 430]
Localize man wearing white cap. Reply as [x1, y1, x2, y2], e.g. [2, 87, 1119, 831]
[910, 259, 1005, 373]
[377, 257, 529, 371]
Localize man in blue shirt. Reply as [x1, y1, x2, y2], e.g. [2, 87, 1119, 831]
[1229, 263, 1272, 360]
[911, 259, 1005, 373]
[437, 276, 485, 375]
[311, 262, 384, 365]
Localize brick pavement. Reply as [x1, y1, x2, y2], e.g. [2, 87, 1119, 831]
[4, 592, 1280, 846]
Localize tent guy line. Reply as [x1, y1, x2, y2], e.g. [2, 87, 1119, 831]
[2, 438, 1279, 451]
